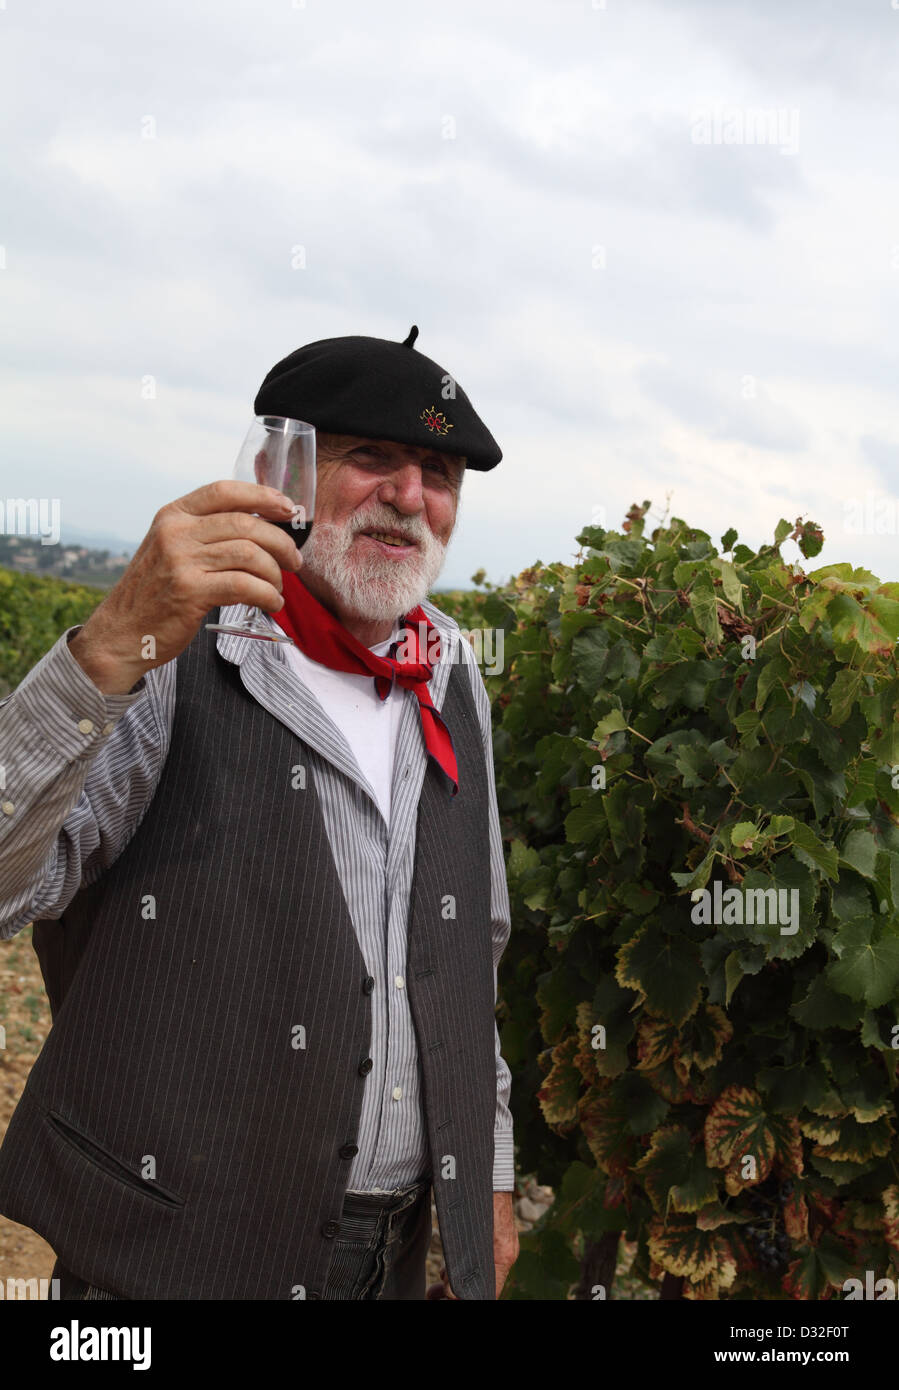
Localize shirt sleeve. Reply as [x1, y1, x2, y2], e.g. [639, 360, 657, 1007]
[452, 628, 515, 1193]
[0, 624, 174, 938]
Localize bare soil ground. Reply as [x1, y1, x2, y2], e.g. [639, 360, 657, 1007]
[0, 926, 56, 1284]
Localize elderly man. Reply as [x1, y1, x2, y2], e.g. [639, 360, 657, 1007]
[0, 327, 518, 1301]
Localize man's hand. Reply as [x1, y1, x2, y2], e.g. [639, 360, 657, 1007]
[491, 1191, 519, 1298]
[427, 1191, 520, 1300]
[68, 481, 303, 694]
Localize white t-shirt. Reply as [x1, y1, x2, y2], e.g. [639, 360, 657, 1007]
[281, 625, 406, 826]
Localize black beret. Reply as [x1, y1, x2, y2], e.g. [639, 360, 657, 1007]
[253, 325, 502, 472]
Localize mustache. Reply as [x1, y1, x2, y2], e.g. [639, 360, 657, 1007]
[345, 508, 436, 547]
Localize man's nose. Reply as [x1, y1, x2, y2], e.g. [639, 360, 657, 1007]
[376, 463, 425, 513]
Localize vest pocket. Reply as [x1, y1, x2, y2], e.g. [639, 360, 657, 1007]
[46, 1110, 185, 1209]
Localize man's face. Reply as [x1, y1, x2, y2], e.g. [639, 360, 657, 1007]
[296, 433, 465, 623]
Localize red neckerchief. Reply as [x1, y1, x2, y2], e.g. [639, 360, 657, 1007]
[272, 571, 459, 795]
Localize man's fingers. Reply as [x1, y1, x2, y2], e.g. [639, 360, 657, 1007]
[201, 540, 287, 592]
[175, 479, 296, 520]
[198, 570, 285, 615]
[192, 511, 303, 574]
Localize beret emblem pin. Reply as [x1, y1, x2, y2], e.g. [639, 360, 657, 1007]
[420, 406, 453, 436]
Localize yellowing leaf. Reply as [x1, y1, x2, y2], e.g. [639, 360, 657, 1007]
[783, 1189, 809, 1243]
[800, 1116, 840, 1145]
[578, 1085, 640, 1177]
[647, 1215, 737, 1296]
[884, 1186, 899, 1253]
[704, 1084, 803, 1195]
[782, 1248, 828, 1300]
[616, 922, 703, 1027]
[635, 1014, 678, 1071]
[633, 1125, 719, 1215]
[641, 1057, 691, 1106]
[536, 1034, 581, 1131]
[813, 1115, 893, 1164]
[679, 1003, 734, 1073]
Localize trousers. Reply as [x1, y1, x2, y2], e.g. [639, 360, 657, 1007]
[50, 1179, 433, 1301]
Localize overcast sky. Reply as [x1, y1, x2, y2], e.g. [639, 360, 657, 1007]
[2, 0, 898, 587]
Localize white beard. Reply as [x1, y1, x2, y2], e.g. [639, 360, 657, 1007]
[298, 502, 451, 622]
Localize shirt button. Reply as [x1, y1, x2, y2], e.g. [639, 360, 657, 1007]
[395, 975, 405, 989]
[392, 1086, 403, 1101]
[358, 1057, 373, 1076]
[101, 721, 114, 736]
[77, 719, 93, 735]
[1, 801, 14, 816]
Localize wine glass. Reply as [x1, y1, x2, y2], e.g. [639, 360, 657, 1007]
[205, 415, 315, 642]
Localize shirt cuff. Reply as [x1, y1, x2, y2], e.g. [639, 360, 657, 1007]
[492, 1127, 515, 1192]
[14, 624, 147, 764]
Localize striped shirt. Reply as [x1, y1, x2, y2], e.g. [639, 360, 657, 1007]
[0, 600, 514, 1192]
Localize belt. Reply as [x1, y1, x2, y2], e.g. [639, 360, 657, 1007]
[341, 1179, 430, 1228]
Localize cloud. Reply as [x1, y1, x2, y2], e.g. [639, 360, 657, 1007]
[0, 0, 896, 593]
[638, 362, 810, 451]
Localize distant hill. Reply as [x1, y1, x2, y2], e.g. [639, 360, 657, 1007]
[0, 535, 132, 590]
[61, 526, 139, 555]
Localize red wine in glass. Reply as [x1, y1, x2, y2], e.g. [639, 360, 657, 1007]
[206, 416, 315, 642]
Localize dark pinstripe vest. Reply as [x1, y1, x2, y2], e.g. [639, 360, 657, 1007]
[0, 613, 498, 1299]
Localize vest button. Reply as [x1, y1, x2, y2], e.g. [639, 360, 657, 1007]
[308, 1290, 322, 1300]
[339, 1143, 358, 1159]
[358, 1057, 373, 1076]
[322, 1220, 341, 1238]
[362, 976, 375, 995]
